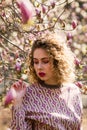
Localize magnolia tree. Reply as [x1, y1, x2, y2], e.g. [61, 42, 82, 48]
[0, 0, 87, 98]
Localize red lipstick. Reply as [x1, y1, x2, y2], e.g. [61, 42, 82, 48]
[38, 72, 45, 77]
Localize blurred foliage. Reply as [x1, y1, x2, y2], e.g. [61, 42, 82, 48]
[0, 0, 87, 99]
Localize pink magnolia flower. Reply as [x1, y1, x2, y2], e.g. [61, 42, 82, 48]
[75, 81, 83, 89]
[67, 33, 73, 40]
[51, 1, 55, 8]
[83, 65, 87, 74]
[42, 5, 46, 14]
[15, 62, 21, 72]
[16, 0, 34, 24]
[72, 21, 77, 29]
[15, 58, 22, 72]
[4, 87, 17, 106]
[74, 57, 81, 66]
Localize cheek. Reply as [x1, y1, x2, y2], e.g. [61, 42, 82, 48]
[49, 64, 55, 73]
[46, 64, 53, 72]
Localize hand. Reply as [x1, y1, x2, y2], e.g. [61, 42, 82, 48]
[4, 80, 26, 106]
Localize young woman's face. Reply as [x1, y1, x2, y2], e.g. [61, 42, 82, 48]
[33, 48, 57, 85]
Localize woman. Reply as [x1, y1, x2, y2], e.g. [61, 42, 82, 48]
[6, 32, 83, 130]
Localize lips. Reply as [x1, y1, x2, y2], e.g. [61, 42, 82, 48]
[38, 72, 46, 77]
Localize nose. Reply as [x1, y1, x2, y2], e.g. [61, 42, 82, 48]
[37, 62, 43, 69]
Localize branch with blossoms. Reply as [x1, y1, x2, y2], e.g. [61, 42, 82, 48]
[0, 0, 87, 100]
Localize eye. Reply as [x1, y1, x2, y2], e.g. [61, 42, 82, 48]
[34, 62, 38, 64]
[33, 60, 39, 64]
[42, 60, 50, 64]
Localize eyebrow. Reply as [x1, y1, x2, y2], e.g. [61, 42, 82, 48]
[33, 57, 49, 60]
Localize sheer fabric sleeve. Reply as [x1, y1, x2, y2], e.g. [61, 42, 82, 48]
[68, 84, 83, 129]
[11, 88, 32, 130]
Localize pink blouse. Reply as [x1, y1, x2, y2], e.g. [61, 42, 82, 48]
[11, 83, 83, 130]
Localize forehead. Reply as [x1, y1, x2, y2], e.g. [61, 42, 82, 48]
[33, 48, 49, 59]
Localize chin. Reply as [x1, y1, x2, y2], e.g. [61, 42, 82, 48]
[39, 77, 46, 81]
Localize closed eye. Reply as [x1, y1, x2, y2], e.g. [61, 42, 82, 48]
[33, 61, 39, 64]
[33, 57, 50, 64]
[42, 60, 50, 64]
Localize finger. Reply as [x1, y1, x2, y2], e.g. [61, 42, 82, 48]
[11, 81, 25, 91]
[18, 80, 26, 89]
[18, 79, 23, 85]
[16, 81, 26, 91]
[18, 80, 24, 90]
[22, 82, 26, 88]
[12, 83, 18, 89]
[12, 82, 20, 91]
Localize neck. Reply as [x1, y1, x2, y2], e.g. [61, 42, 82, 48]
[39, 81, 61, 89]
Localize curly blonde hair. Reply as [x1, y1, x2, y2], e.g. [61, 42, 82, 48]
[27, 32, 75, 84]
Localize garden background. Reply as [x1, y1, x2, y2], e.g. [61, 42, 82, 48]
[0, 0, 87, 129]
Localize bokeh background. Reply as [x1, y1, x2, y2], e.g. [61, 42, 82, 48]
[0, 0, 87, 129]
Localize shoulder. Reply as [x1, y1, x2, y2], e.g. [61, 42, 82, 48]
[62, 82, 81, 94]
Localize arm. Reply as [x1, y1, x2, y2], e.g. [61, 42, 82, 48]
[10, 87, 33, 130]
[11, 105, 27, 130]
[5, 80, 32, 130]
[68, 84, 83, 129]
